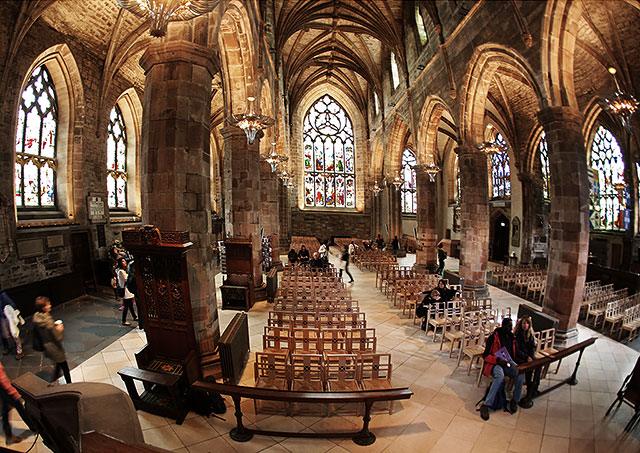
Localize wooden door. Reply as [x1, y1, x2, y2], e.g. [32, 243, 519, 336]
[70, 230, 95, 289]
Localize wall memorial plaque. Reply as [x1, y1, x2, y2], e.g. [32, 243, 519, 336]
[17, 238, 45, 259]
[47, 235, 64, 248]
[87, 195, 105, 222]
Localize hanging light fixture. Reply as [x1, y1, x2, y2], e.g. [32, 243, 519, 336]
[390, 171, 404, 190]
[415, 163, 441, 182]
[262, 142, 287, 172]
[286, 180, 296, 190]
[278, 164, 290, 185]
[604, 67, 639, 135]
[116, 0, 220, 37]
[228, 97, 275, 144]
[476, 140, 507, 155]
[369, 180, 383, 196]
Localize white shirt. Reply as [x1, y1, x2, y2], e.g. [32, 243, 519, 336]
[117, 268, 134, 299]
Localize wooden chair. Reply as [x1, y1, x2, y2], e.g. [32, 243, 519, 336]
[358, 353, 394, 414]
[440, 312, 467, 358]
[320, 329, 348, 356]
[427, 303, 448, 341]
[457, 322, 486, 376]
[290, 328, 321, 354]
[289, 353, 326, 416]
[262, 326, 291, 354]
[605, 356, 640, 432]
[347, 328, 377, 356]
[325, 353, 360, 415]
[535, 328, 560, 377]
[254, 352, 290, 414]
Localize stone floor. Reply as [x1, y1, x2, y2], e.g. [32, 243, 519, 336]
[3, 250, 640, 452]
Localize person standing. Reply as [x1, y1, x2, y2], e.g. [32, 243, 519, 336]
[375, 234, 385, 250]
[118, 258, 138, 327]
[391, 236, 400, 256]
[339, 246, 354, 283]
[33, 296, 71, 384]
[0, 362, 32, 445]
[0, 290, 23, 360]
[318, 241, 328, 262]
[436, 243, 447, 275]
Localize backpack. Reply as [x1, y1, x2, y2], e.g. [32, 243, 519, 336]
[32, 325, 44, 352]
[187, 389, 227, 417]
[126, 271, 137, 296]
[476, 381, 507, 411]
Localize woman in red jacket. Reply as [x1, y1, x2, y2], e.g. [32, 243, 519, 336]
[479, 318, 524, 421]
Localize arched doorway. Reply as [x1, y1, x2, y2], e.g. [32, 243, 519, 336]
[492, 214, 510, 262]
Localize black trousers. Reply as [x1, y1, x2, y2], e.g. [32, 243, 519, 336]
[122, 297, 137, 323]
[1, 387, 32, 435]
[54, 361, 71, 384]
[339, 265, 354, 282]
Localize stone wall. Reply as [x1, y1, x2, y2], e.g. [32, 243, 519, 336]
[290, 209, 371, 244]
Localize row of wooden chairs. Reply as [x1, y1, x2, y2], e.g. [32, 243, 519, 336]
[254, 352, 393, 416]
[619, 305, 640, 342]
[353, 250, 396, 270]
[585, 288, 629, 328]
[273, 299, 360, 314]
[580, 282, 615, 317]
[262, 326, 376, 356]
[267, 311, 367, 330]
[491, 264, 539, 287]
[289, 236, 321, 255]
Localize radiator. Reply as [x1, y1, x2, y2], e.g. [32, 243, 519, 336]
[218, 312, 250, 384]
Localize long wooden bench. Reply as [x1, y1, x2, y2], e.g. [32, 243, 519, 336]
[118, 366, 188, 425]
[192, 381, 412, 446]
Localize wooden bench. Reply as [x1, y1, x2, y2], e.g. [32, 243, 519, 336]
[118, 366, 188, 425]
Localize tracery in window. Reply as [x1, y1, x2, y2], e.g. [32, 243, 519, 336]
[456, 162, 461, 202]
[391, 52, 400, 89]
[303, 95, 355, 209]
[401, 149, 417, 214]
[106, 105, 128, 208]
[14, 65, 58, 208]
[591, 125, 627, 230]
[415, 3, 428, 46]
[539, 132, 550, 200]
[489, 132, 511, 199]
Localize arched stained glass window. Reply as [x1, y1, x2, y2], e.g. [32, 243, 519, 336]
[303, 95, 355, 209]
[489, 132, 511, 199]
[15, 65, 58, 208]
[374, 92, 380, 116]
[456, 161, 461, 202]
[107, 105, 128, 208]
[391, 52, 400, 89]
[415, 3, 428, 46]
[401, 149, 417, 214]
[591, 125, 627, 230]
[539, 132, 550, 200]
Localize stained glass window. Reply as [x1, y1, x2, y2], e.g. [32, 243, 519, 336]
[391, 52, 400, 89]
[539, 132, 550, 200]
[591, 125, 627, 230]
[14, 65, 58, 208]
[489, 132, 511, 199]
[415, 3, 428, 46]
[374, 92, 380, 116]
[106, 105, 128, 208]
[303, 95, 355, 209]
[456, 161, 461, 202]
[401, 149, 417, 214]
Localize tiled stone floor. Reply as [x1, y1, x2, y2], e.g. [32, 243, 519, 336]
[3, 250, 639, 452]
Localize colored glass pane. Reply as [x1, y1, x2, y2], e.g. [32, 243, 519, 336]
[489, 132, 511, 199]
[401, 149, 417, 214]
[14, 65, 58, 208]
[539, 132, 550, 200]
[303, 95, 355, 208]
[591, 125, 626, 230]
[106, 104, 128, 208]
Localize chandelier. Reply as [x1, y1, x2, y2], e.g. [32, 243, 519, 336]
[476, 140, 507, 155]
[116, 0, 220, 37]
[286, 180, 296, 190]
[369, 180, 383, 196]
[278, 165, 290, 185]
[228, 97, 275, 144]
[415, 163, 441, 182]
[390, 171, 404, 190]
[604, 67, 639, 135]
[262, 142, 287, 172]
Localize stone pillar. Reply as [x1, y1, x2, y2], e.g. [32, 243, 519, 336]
[260, 160, 281, 268]
[278, 181, 291, 251]
[140, 40, 219, 354]
[415, 169, 437, 271]
[519, 174, 534, 265]
[537, 107, 590, 337]
[221, 126, 263, 287]
[456, 145, 490, 295]
[388, 187, 402, 243]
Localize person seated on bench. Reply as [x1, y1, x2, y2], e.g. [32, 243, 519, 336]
[479, 318, 524, 420]
[514, 316, 539, 396]
[310, 252, 325, 269]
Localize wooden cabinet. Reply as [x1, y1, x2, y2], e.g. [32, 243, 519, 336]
[221, 237, 255, 310]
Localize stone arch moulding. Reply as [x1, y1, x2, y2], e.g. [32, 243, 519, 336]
[459, 43, 545, 146]
[259, 78, 274, 155]
[14, 44, 86, 222]
[387, 114, 411, 175]
[218, 0, 257, 117]
[523, 125, 546, 177]
[417, 95, 456, 167]
[113, 88, 143, 217]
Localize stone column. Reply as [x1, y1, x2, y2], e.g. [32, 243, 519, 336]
[140, 41, 220, 354]
[221, 126, 263, 287]
[537, 107, 590, 337]
[260, 160, 281, 268]
[388, 186, 402, 243]
[415, 169, 437, 271]
[456, 145, 490, 295]
[519, 174, 534, 265]
[278, 181, 290, 251]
